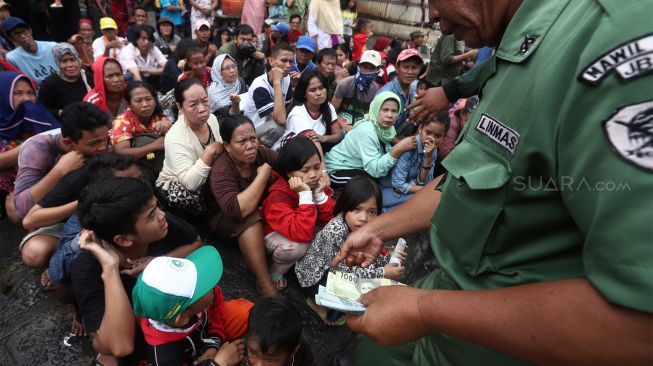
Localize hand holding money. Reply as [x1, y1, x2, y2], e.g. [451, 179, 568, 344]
[314, 271, 405, 314]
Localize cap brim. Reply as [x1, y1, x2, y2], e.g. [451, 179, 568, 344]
[187, 246, 223, 305]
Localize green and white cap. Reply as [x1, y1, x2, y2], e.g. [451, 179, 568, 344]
[132, 246, 223, 322]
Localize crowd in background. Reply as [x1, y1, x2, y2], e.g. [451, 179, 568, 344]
[0, 0, 483, 365]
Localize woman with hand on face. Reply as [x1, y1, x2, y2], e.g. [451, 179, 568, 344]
[209, 115, 278, 298]
[273, 70, 341, 152]
[40, 43, 94, 120]
[207, 54, 248, 118]
[0, 72, 60, 222]
[325, 91, 417, 189]
[380, 111, 449, 212]
[110, 81, 172, 174]
[83, 56, 127, 118]
[157, 78, 223, 214]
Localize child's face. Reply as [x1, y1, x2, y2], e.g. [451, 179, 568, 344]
[288, 154, 322, 190]
[345, 196, 378, 232]
[172, 289, 214, 327]
[246, 335, 292, 366]
[419, 121, 446, 148]
[187, 53, 206, 74]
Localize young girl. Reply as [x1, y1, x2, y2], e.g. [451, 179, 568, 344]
[178, 46, 212, 87]
[295, 177, 407, 325]
[273, 71, 341, 151]
[380, 111, 449, 212]
[261, 136, 335, 290]
[341, 0, 357, 50]
[352, 19, 372, 61]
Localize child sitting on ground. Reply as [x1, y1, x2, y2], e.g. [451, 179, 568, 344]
[244, 296, 315, 366]
[294, 177, 407, 325]
[178, 46, 212, 87]
[380, 111, 449, 212]
[261, 136, 334, 290]
[132, 245, 253, 366]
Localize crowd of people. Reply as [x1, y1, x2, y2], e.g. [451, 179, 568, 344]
[10, 0, 647, 366]
[0, 1, 488, 365]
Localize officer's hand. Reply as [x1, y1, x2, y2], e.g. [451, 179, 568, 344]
[332, 225, 384, 268]
[407, 87, 451, 123]
[347, 286, 431, 345]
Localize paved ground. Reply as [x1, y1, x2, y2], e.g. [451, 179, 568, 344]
[0, 216, 435, 366]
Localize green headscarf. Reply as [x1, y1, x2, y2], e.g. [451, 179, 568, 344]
[353, 91, 401, 145]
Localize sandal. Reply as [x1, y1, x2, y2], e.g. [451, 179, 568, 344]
[270, 272, 287, 290]
[306, 298, 346, 326]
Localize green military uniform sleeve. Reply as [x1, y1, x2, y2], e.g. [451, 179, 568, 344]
[557, 0, 653, 312]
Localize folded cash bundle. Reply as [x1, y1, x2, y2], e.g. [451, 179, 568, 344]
[314, 271, 405, 314]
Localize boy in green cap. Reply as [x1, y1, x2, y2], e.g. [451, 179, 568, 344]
[132, 246, 249, 366]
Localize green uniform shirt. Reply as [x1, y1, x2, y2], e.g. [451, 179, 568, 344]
[425, 34, 465, 86]
[415, 0, 653, 364]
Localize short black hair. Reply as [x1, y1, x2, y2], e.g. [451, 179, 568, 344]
[274, 136, 321, 180]
[78, 177, 154, 243]
[334, 177, 382, 216]
[220, 114, 255, 143]
[174, 38, 196, 62]
[134, 6, 147, 14]
[174, 77, 204, 105]
[354, 19, 370, 34]
[270, 42, 294, 58]
[236, 24, 254, 37]
[125, 80, 163, 116]
[247, 296, 303, 355]
[85, 153, 138, 182]
[129, 24, 155, 45]
[185, 46, 206, 61]
[289, 14, 301, 23]
[420, 110, 450, 134]
[60, 102, 111, 142]
[316, 48, 337, 64]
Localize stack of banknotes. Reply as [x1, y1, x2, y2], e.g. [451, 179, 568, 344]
[315, 271, 404, 314]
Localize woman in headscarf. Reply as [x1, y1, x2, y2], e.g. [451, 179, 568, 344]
[39, 43, 94, 120]
[308, 0, 344, 50]
[325, 91, 416, 189]
[0, 72, 60, 220]
[83, 56, 127, 118]
[207, 54, 248, 118]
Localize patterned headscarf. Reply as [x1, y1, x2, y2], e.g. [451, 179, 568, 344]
[52, 42, 80, 64]
[207, 54, 242, 112]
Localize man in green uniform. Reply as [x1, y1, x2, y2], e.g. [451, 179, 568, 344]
[424, 33, 477, 86]
[334, 0, 653, 364]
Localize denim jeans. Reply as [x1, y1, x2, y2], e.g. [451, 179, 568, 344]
[48, 214, 82, 284]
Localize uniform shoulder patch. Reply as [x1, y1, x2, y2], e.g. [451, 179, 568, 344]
[579, 33, 653, 86]
[474, 114, 520, 155]
[603, 100, 653, 172]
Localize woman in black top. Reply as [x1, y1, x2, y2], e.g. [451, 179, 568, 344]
[39, 43, 93, 119]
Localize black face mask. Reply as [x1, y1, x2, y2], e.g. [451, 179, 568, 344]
[238, 43, 256, 58]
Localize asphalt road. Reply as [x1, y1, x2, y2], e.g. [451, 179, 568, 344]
[0, 216, 433, 365]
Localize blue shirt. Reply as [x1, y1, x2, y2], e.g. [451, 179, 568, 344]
[291, 57, 316, 75]
[160, 0, 184, 25]
[6, 41, 59, 85]
[376, 78, 417, 128]
[379, 134, 437, 194]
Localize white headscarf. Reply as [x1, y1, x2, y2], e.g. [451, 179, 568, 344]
[207, 54, 242, 112]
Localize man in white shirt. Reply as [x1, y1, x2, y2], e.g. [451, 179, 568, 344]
[243, 43, 295, 147]
[92, 17, 126, 60]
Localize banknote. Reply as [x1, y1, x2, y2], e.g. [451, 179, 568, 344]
[315, 285, 366, 314]
[326, 271, 404, 304]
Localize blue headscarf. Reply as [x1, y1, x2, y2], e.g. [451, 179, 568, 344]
[0, 72, 60, 141]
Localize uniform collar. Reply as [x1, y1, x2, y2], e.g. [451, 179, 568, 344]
[495, 0, 571, 63]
